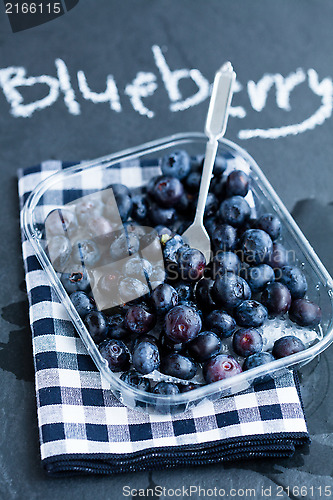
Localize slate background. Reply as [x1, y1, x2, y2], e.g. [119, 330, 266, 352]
[0, 1, 333, 498]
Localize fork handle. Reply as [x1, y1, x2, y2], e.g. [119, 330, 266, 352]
[194, 139, 218, 225]
[194, 63, 235, 226]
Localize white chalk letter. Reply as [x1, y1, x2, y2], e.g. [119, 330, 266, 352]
[77, 71, 122, 112]
[55, 58, 80, 115]
[239, 69, 332, 139]
[247, 69, 306, 112]
[0, 67, 59, 118]
[274, 69, 306, 110]
[229, 79, 246, 118]
[125, 72, 157, 118]
[152, 45, 210, 112]
[247, 74, 275, 112]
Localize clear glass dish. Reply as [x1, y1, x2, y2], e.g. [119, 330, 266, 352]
[22, 133, 333, 414]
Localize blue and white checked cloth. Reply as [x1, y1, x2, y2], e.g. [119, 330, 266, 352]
[18, 160, 310, 476]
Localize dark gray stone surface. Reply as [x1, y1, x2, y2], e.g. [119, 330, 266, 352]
[0, 1, 333, 498]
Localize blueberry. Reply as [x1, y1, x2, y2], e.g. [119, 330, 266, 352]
[97, 271, 120, 296]
[178, 300, 202, 316]
[118, 277, 149, 303]
[213, 155, 229, 175]
[47, 235, 71, 271]
[232, 328, 263, 357]
[234, 300, 268, 327]
[211, 175, 226, 198]
[241, 229, 273, 265]
[151, 283, 178, 314]
[161, 150, 191, 180]
[120, 370, 150, 392]
[173, 282, 194, 303]
[153, 381, 180, 395]
[149, 266, 166, 288]
[212, 272, 251, 310]
[163, 234, 187, 263]
[172, 220, 191, 236]
[212, 251, 241, 278]
[267, 243, 291, 269]
[260, 282, 292, 316]
[175, 192, 194, 215]
[107, 313, 128, 340]
[152, 176, 184, 208]
[99, 339, 131, 372]
[45, 208, 78, 238]
[272, 335, 305, 359]
[195, 278, 216, 310]
[242, 352, 275, 371]
[237, 220, 253, 240]
[131, 333, 158, 351]
[187, 331, 221, 362]
[211, 224, 237, 251]
[159, 353, 197, 380]
[105, 184, 132, 222]
[70, 291, 95, 318]
[109, 232, 140, 260]
[254, 213, 281, 241]
[219, 196, 251, 227]
[122, 256, 153, 280]
[177, 248, 206, 282]
[202, 154, 229, 175]
[205, 217, 218, 237]
[164, 262, 180, 286]
[108, 183, 131, 198]
[205, 310, 237, 338]
[225, 170, 250, 198]
[202, 192, 219, 218]
[279, 266, 308, 299]
[190, 156, 204, 172]
[72, 239, 101, 268]
[84, 311, 109, 344]
[75, 197, 104, 224]
[241, 264, 275, 293]
[61, 267, 90, 294]
[147, 175, 161, 197]
[132, 340, 160, 374]
[159, 333, 184, 355]
[164, 305, 202, 344]
[185, 171, 201, 193]
[289, 299, 322, 327]
[85, 215, 114, 245]
[139, 230, 164, 263]
[115, 192, 133, 221]
[155, 225, 173, 238]
[123, 220, 147, 238]
[131, 194, 149, 222]
[124, 305, 156, 335]
[173, 220, 191, 235]
[203, 354, 242, 383]
[150, 202, 176, 226]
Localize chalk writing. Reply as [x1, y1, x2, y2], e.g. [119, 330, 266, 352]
[77, 71, 122, 112]
[124, 72, 158, 118]
[152, 45, 210, 112]
[0, 45, 332, 140]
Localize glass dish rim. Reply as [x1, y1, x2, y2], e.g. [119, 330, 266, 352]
[21, 132, 333, 404]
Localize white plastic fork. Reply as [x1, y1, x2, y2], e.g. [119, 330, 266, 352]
[182, 62, 236, 263]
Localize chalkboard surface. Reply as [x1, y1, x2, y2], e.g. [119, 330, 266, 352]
[1, 0, 333, 210]
[0, 0, 333, 497]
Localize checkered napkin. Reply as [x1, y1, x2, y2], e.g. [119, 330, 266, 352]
[18, 160, 310, 476]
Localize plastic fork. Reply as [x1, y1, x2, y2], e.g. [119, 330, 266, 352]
[182, 62, 236, 263]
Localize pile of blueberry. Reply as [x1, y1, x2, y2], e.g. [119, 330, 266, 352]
[45, 149, 322, 397]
